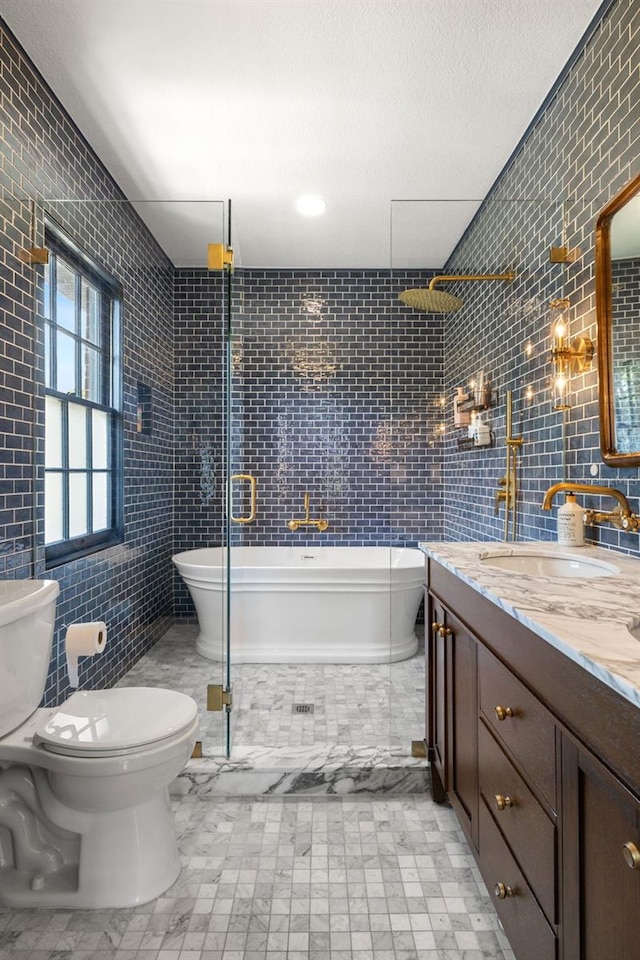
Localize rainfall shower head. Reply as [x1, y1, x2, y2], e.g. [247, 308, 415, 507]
[399, 272, 516, 314]
[399, 287, 464, 313]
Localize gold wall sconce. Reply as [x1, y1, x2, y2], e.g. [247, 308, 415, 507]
[549, 298, 594, 409]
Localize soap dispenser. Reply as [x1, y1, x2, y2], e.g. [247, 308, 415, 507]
[557, 492, 585, 546]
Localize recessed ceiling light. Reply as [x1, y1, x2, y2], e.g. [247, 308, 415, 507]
[295, 195, 327, 216]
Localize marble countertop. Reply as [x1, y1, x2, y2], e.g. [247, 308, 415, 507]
[418, 540, 640, 711]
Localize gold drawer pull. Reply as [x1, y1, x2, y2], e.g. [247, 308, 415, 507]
[438, 626, 452, 638]
[431, 621, 443, 632]
[495, 794, 514, 811]
[622, 842, 640, 870]
[495, 705, 514, 721]
[494, 882, 515, 900]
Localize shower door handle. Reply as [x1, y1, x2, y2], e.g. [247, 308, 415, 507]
[229, 473, 257, 524]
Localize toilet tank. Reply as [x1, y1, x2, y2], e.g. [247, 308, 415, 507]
[0, 579, 59, 738]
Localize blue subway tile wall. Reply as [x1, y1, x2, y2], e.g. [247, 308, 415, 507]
[173, 267, 444, 617]
[439, 0, 640, 557]
[0, 22, 175, 703]
[1, 192, 37, 579]
[2, 0, 640, 691]
[173, 268, 225, 616]
[233, 269, 444, 547]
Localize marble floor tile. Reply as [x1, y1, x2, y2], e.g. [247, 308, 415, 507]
[0, 624, 517, 959]
[0, 795, 516, 960]
[118, 622, 429, 795]
[118, 622, 426, 756]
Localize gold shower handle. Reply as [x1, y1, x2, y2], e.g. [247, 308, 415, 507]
[229, 473, 257, 524]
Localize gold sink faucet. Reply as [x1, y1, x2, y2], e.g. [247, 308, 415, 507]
[542, 481, 638, 531]
[287, 492, 329, 532]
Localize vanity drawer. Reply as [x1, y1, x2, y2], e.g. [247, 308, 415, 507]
[478, 721, 556, 925]
[479, 645, 556, 809]
[479, 800, 557, 960]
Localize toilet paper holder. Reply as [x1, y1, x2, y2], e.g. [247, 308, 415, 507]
[65, 622, 107, 687]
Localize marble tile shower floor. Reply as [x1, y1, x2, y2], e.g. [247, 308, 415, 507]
[0, 794, 516, 960]
[117, 623, 430, 796]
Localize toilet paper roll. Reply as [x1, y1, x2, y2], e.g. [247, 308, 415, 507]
[65, 622, 107, 688]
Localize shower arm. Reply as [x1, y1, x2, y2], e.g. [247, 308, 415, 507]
[399, 270, 516, 315]
[428, 272, 516, 291]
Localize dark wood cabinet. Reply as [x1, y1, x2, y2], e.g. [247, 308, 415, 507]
[428, 600, 478, 843]
[478, 722, 556, 927]
[478, 800, 556, 960]
[426, 556, 640, 960]
[561, 734, 640, 960]
[429, 598, 448, 803]
[446, 611, 478, 848]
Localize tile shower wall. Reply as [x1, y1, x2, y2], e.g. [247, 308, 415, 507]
[0, 20, 175, 703]
[173, 267, 444, 616]
[440, 0, 640, 556]
[173, 269, 224, 616]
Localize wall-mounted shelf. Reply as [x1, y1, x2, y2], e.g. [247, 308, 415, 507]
[455, 388, 499, 415]
[456, 433, 495, 451]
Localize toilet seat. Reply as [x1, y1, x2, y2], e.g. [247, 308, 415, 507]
[34, 687, 198, 758]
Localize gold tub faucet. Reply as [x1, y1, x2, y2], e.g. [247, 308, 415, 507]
[287, 492, 329, 532]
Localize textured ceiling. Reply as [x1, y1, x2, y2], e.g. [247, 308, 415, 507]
[0, 0, 604, 268]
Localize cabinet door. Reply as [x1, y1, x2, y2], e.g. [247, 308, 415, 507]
[446, 612, 478, 849]
[428, 596, 448, 802]
[561, 734, 640, 960]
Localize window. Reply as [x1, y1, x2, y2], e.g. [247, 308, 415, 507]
[43, 229, 123, 566]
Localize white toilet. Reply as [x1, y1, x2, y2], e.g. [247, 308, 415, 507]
[0, 578, 199, 909]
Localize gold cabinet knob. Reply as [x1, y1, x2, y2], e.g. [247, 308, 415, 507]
[495, 705, 514, 721]
[438, 626, 452, 638]
[622, 842, 640, 870]
[431, 621, 443, 633]
[494, 882, 515, 900]
[495, 794, 514, 811]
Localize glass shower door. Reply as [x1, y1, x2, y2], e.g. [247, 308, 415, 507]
[223, 199, 247, 757]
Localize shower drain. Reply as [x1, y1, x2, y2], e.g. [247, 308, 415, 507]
[292, 703, 315, 715]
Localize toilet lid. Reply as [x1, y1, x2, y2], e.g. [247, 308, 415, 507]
[35, 688, 198, 756]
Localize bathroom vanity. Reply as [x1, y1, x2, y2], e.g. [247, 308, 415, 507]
[420, 542, 640, 960]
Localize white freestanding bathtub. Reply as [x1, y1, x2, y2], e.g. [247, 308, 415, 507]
[172, 546, 424, 663]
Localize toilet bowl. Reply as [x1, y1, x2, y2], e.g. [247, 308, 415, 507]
[0, 579, 199, 908]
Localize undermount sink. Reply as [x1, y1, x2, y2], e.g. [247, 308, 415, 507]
[479, 548, 620, 579]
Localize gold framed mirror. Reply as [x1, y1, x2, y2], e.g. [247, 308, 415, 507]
[596, 172, 640, 466]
